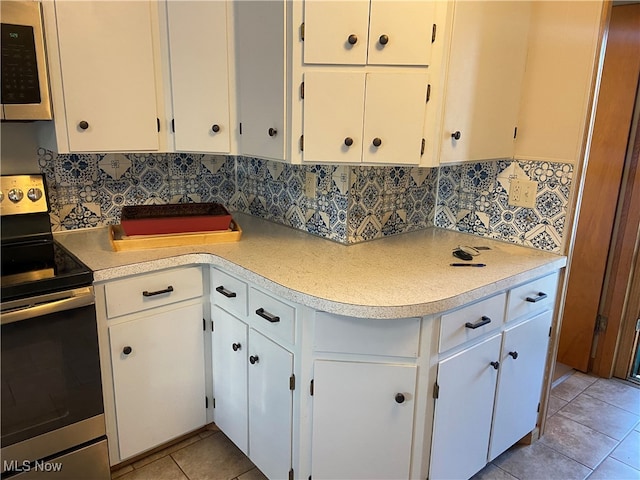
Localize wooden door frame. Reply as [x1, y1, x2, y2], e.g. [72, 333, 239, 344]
[597, 82, 640, 378]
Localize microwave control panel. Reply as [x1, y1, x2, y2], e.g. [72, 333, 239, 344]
[1, 23, 41, 105]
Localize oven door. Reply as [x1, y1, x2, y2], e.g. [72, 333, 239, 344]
[1, 287, 108, 478]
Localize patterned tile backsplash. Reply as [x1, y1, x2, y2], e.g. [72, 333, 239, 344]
[36, 148, 572, 252]
[435, 160, 573, 253]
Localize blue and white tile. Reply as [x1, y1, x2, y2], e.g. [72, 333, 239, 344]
[59, 203, 101, 230]
[456, 210, 490, 235]
[37, 148, 56, 183]
[354, 214, 383, 242]
[384, 167, 411, 193]
[54, 153, 101, 186]
[265, 160, 285, 181]
[201, 155, 228, 176]
[98, 154, 132, 181]
[381, 210, 407, 236]
[434, 205, 457, 229]
[496, 161, 528, 194]
[331, 166, 350, 195]
[461, 161, 496, 192]
[524, 224, 561, 252]
[285, 204, 305, 230]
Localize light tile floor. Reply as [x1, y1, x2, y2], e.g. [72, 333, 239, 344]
[112, 371, 640, 480]
[474, 371, 640, 480]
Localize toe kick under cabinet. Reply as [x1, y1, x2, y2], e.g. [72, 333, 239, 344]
[95, 266, 207, 464]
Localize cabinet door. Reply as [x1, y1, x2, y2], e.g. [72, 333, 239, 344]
[430, 334, 501, 480]
[362, 73, 427, 165]
[235, 1, 286, 160]
[302, 71, 366, 163]
[439, 1, 531, 164]
[367, 1, 435, 66]
[247, 330, 293, 480]
[312, 360, 417, 480]
[489, 311, 553, 460]
[109, 303, 206, 460]
[211, 306, 249, 454]
[54, 1, 159, 152]
[303, 0, 370, 65]
[166, 1, 231, 153]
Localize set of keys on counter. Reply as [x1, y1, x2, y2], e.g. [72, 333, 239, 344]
[451, 246, 490, 267]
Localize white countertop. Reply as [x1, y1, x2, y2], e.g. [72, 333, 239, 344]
[55, 212, 566, 319]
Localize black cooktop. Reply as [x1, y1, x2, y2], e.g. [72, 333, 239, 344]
[1, 240, 93, 302]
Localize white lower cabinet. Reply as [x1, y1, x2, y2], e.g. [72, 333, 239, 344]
[211, 305, 293, 480]
[430, 274, 557, 479]
[109, 302, 206, 460]
[430, 334, 502, 480]
[489, 310, 553, 460]
[211, 305, 249, 453]
[311, 360, 417, 480]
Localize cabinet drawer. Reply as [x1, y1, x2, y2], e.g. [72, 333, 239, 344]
[212, 269, 248, 317]
[105, 266, 203, 319]
[249, 288, 296, 346]
[439, 293, 506, 353]
[507, 272, 559, 322]
[315, 313, 420, 358]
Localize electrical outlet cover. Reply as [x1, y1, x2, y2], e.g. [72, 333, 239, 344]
[509, 179, 537, 208]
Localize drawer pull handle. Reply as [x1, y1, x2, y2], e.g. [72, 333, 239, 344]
[395, 393, 405, 404]
[490, 361, 500, 370]
[255, 308, 280, 323]
[232, 343, 241, 352]
[508, 351, 519, 360]
[526, 292, 548, 303]
[123, 346, 132, 355]
[465, 316, 491, 329]
[249, 355, 259, 365]
[142, 286, 174, 297]
[216, 286, 237, 298]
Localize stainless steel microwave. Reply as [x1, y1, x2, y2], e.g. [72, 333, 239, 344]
[1, 0, 52, 121]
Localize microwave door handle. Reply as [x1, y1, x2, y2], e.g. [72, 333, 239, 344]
[1, 287, 94, 325]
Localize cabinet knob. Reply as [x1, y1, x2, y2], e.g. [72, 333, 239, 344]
[379, 34, 389, 45]
[249, 355, 259, 365]
[232, 343, 242, 352]
[508, 351, 519, 360]
[348, 34, 358, 45]
[123, 346, 132, 355]
[212, 124, 220, 133]
[490, 361, 500, 370]
[78, 121, 89, 130]
[344, 137, 354, 147]
[451, 131, 461, 140]
[372, 137, 382, 147]
[395, 393, 405, 404]
[268, 127, 278, 137]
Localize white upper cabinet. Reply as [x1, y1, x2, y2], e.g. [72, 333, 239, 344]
[165, 1, 231, 153]
[44, 1, 160, 153]
[438, 1, 531, 164]
[234, 0, 435, 165]
[303, 1, 435, 66]
[303, 72, 428, 164]
[234, 0, 287, 160]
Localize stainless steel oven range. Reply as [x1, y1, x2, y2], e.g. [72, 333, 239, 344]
[1, 175, 109, 479]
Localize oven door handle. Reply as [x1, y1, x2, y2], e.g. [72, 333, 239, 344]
[1, 287, 95, 325]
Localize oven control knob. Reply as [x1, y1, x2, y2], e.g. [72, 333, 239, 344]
[27, 188, 43, 202]
[0, 191, 4, 202]
[8, 188, 24, 203]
